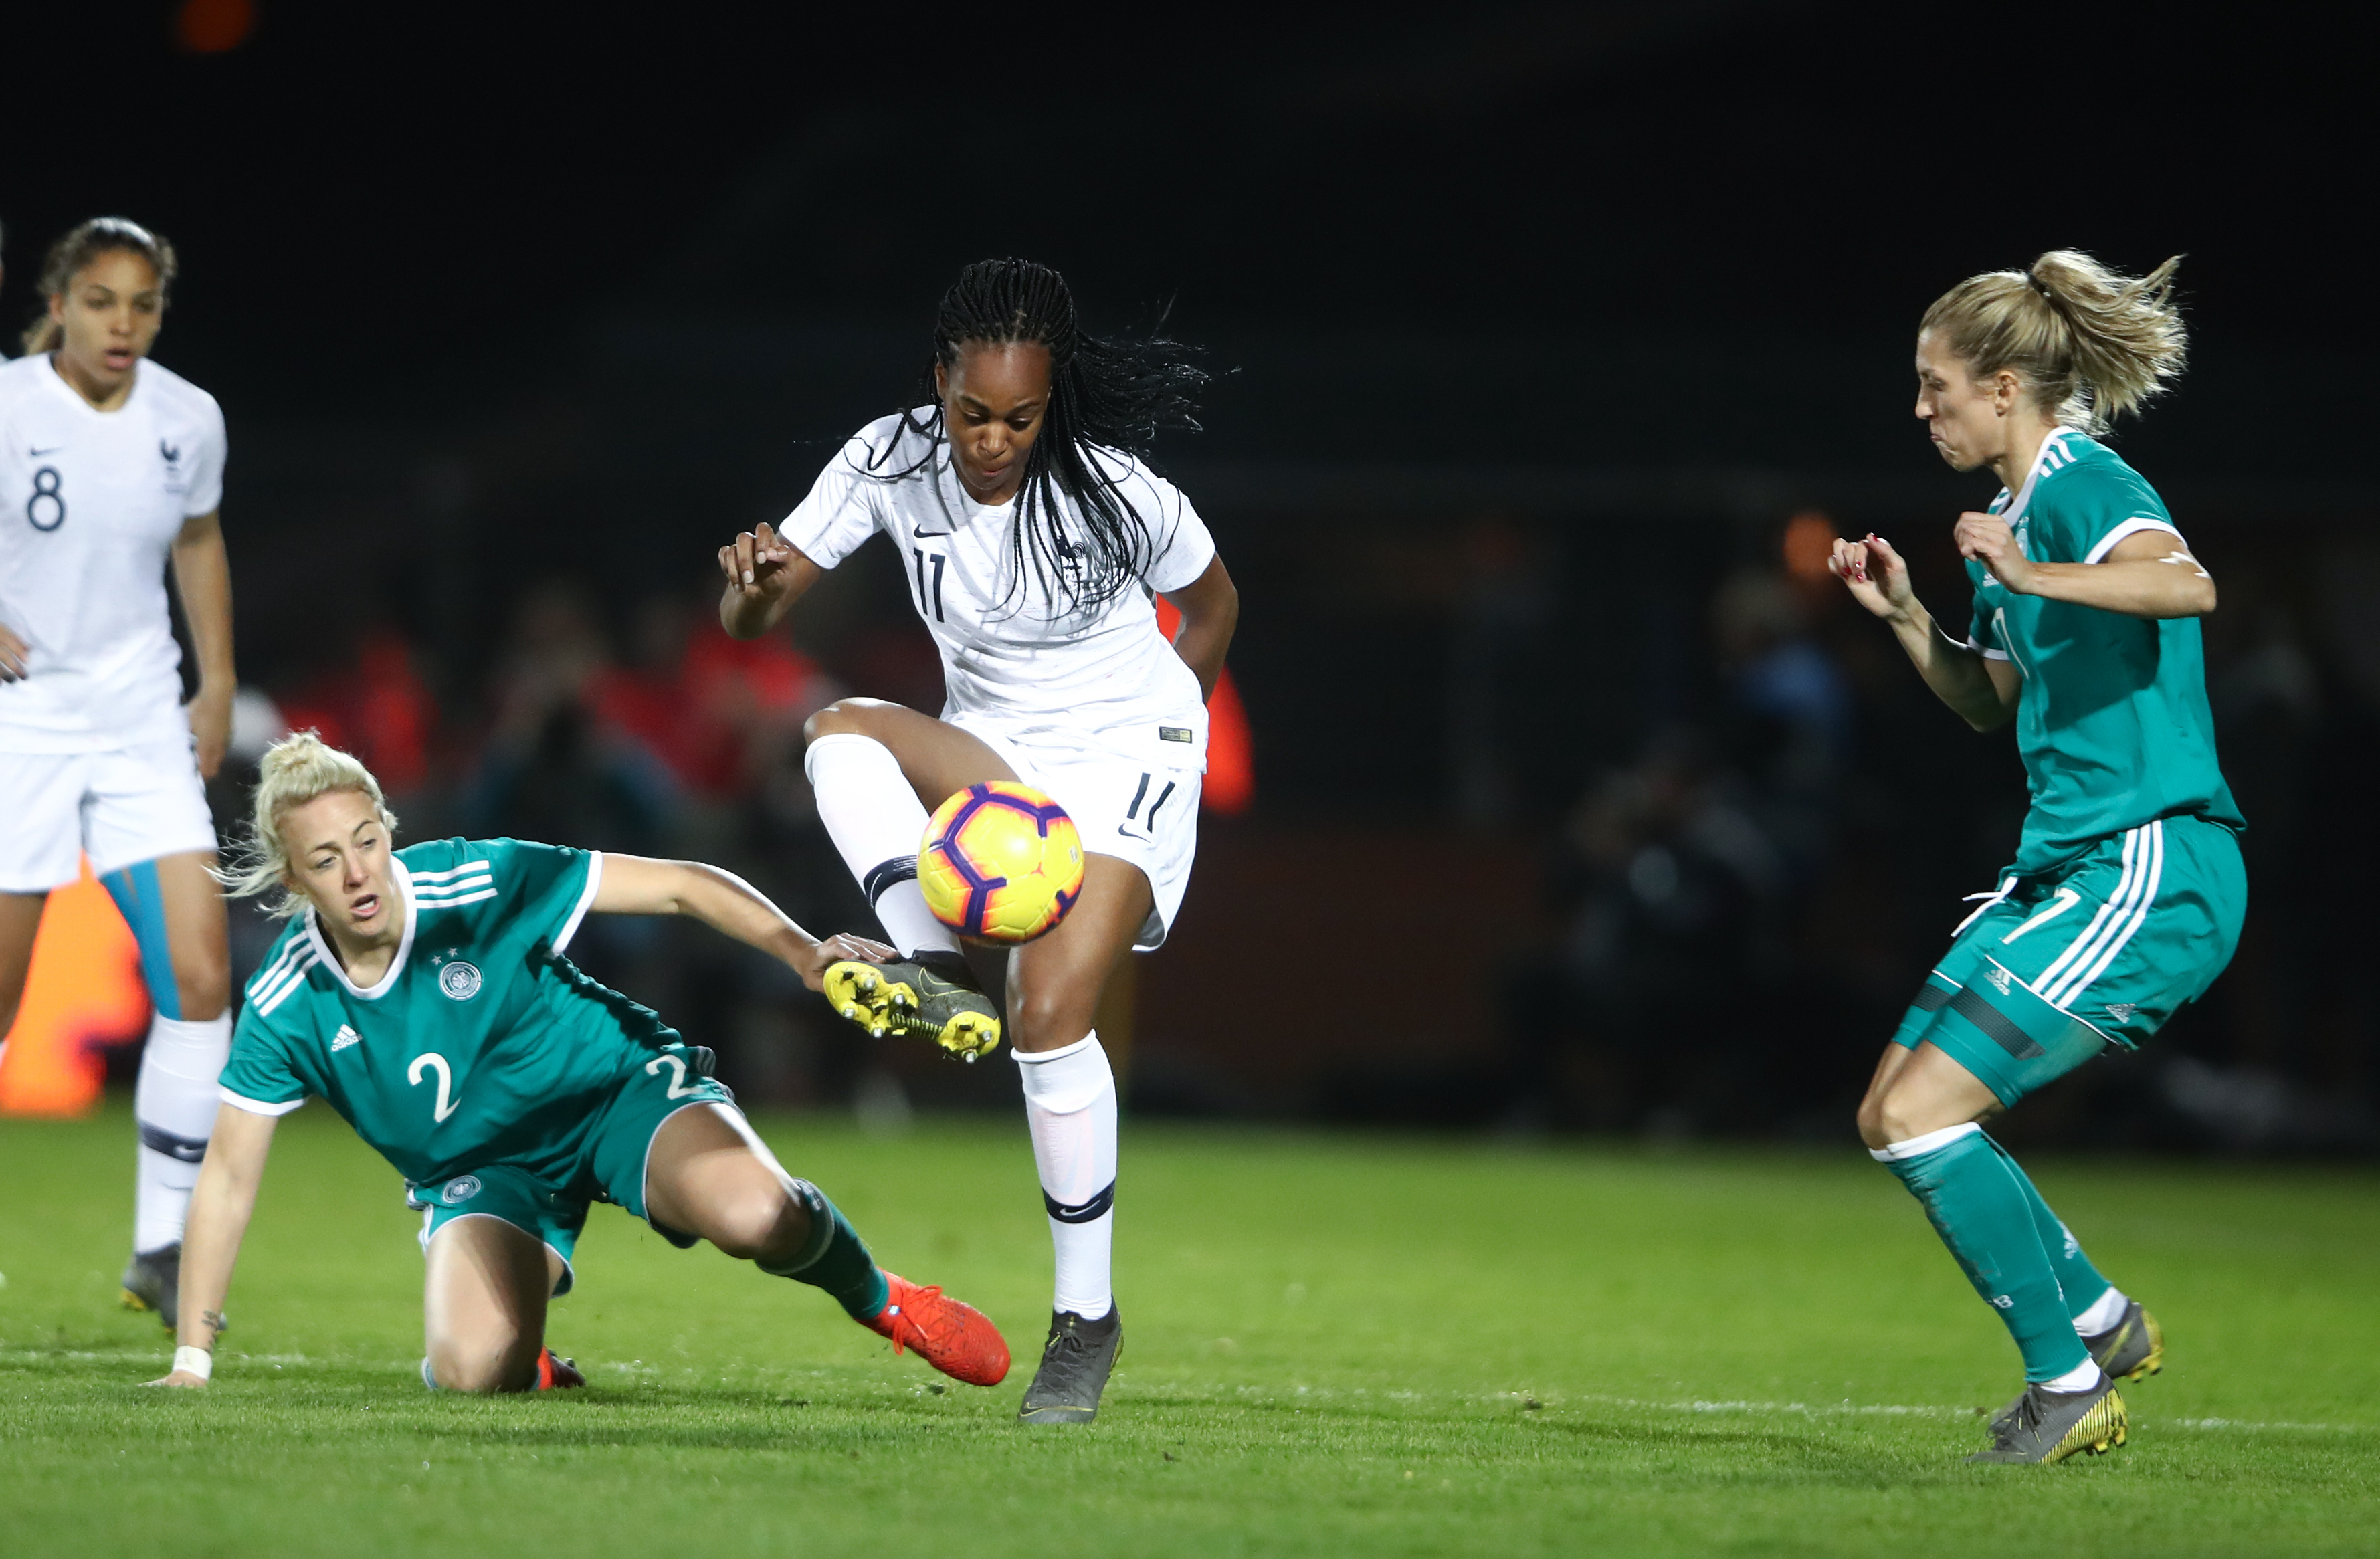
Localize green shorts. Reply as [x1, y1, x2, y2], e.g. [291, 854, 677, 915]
[408, 1046, 736, 1294]
[1890, 813, 2245, 1107]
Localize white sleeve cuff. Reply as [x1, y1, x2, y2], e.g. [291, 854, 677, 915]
[554, 851, 604, 954]
[2082, 516, 2184, 565]
[220, 1088, 306, 1116]
[1966, 636, 2011, 662]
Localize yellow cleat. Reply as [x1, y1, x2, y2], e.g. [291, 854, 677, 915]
[824, 958, 1003, 1062]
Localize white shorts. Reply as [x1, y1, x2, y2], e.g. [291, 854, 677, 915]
[946, 713, 1201, 952]
[0, 738, 218, 892]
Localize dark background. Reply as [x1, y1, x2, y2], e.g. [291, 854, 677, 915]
[9, 2, 2375, 1148]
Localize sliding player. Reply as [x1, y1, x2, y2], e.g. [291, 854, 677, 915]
[0, 218, 237, 1326]
[1831, 251, 2243, 1463]
[717, 258, 1239, 1422]
[146, 732, 1008, 1394]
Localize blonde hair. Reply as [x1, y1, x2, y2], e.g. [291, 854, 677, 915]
[220, 732, 399, 918]
[1919, 250, 2186, 434]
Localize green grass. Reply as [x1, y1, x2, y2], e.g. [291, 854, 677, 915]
[3, 1102, 2377, 1556]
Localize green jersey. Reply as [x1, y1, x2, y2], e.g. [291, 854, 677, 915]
[1966, 428, 2243, 874]
[219, 839, 684, 1192]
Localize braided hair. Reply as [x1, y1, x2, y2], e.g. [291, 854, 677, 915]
[874, 258, 1206, 614]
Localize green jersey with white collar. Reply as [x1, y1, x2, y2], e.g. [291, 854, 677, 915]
[1963, 427, 2243, 874]
[218, 838, 696, 1193]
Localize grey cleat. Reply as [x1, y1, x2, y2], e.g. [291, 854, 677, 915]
[2085, 1300, 2164, 1383]
[1017, 1305, 1123, 1424]
[824, 954, 1002, 1061]
[1991, 1302, 2165, 1437]
[1969, 1376, 2128, 1464]
[120, 1243, 181, 1330]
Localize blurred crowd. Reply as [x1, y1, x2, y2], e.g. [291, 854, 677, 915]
[1454, 511, 2378, 1152]
[187, 501, 2379, 1152]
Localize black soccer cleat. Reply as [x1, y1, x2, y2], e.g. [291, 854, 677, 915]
[1017, 1304, 1123, 1425]
[120, 1243, 181, 1330]
[825, 954, 1002, 1061]
[1968, 1376, 2128, 1464]
[2084, 1300, 2164, 1383]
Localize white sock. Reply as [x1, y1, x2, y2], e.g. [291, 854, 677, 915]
[2072, 1285, 2130, 1337]
[804, 732, 963, 960]
[133, 1013, 231, 1254]
[2042, 1358, 2104, 1394]
[1015, 1033, 1116, 1321]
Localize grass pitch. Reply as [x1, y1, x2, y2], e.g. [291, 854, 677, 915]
[3, 1103, 2377, 1557]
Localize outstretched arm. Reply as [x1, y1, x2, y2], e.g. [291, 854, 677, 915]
[591, 854, 892, 990]
[718, 522, 827, 639]
[1160, 554, 1239, 702]
[1830, 532, 2022, 732]
[1955, 517, 2217, 619]
[148, 1103, 278, 1386]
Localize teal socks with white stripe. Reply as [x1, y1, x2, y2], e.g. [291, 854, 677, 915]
[1872, 1123, 2092, 1382]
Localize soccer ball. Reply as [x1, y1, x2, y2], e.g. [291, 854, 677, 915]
[918, 782, 1086, 942]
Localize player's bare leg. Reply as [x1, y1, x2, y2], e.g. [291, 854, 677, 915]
[646, 1102, 1009, 1386]
[422, 1215, 567, 1392]
[1007, 852, 1148, 1423]
[114, 851, 234, 1329]
[0, 890, 47, 1045]
[805, 700, 1013, 1055]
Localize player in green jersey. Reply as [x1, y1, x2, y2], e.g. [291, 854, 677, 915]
[144, 732, 1011, 1394]
[1829, 251, 2244, 1464]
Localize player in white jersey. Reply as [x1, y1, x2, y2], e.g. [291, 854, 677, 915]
[0, 218, 237, 1328]
[718, 259, 1239, 1423]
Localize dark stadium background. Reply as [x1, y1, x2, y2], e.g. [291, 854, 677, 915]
[7, 1, 2372, 1149]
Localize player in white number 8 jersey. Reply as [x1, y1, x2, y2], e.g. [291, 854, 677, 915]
[718, 258, 1239, 1423]
[0, 219, 238, 1329]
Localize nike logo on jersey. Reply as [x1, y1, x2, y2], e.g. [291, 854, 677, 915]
[912, 528, 954, 538]
[330, 1025, 363, 1052]
[29, 445, 60, 457]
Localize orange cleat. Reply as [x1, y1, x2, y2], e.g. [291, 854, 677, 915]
[536, 1348, 585, 1390]
[862, 1272, 1011, 1387]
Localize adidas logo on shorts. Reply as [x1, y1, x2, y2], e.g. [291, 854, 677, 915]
[2104, 1003, 2138, 1023]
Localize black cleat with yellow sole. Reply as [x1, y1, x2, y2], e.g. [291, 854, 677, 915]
[1969, 1376, 2127, 1464]
[825, 954, 1002, 1061]
[1991, 1302, 2165, 1438]
[1018, 1304, 1122, 1425]
[2086, 1300, 2164, 1383]
[120, 1243, 181, 1330]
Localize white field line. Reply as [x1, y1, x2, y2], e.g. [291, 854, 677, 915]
[5, 1350, 2371, 1434]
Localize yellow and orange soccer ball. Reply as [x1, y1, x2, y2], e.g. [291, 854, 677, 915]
[918, 781, 1086, 942]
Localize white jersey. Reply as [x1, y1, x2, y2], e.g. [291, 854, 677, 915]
[779, 411, 1217, 771]
[0, 354, 226, 753]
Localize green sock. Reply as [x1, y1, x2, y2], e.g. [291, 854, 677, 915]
[1875, 1126, 2090, 1382]
[1985, 1133, 2112, 1323]
[761, 1179, 890, 1322]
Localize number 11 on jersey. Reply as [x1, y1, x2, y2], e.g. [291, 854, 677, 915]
[912, 548, 947, 623]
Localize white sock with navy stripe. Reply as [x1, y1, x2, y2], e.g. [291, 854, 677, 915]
[1016, 1033, 1117, 1321]
[133, 1013, 231, 1254]
[804, 732, 963, 960]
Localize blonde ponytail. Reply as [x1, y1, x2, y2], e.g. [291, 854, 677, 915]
[1919, 251, 2187, 433]
[218, 732, 399, 918]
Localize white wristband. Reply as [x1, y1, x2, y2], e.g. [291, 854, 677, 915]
[173, 1345, 213, 1382]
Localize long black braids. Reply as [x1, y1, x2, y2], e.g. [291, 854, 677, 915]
[870, 258, 1206, 615]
